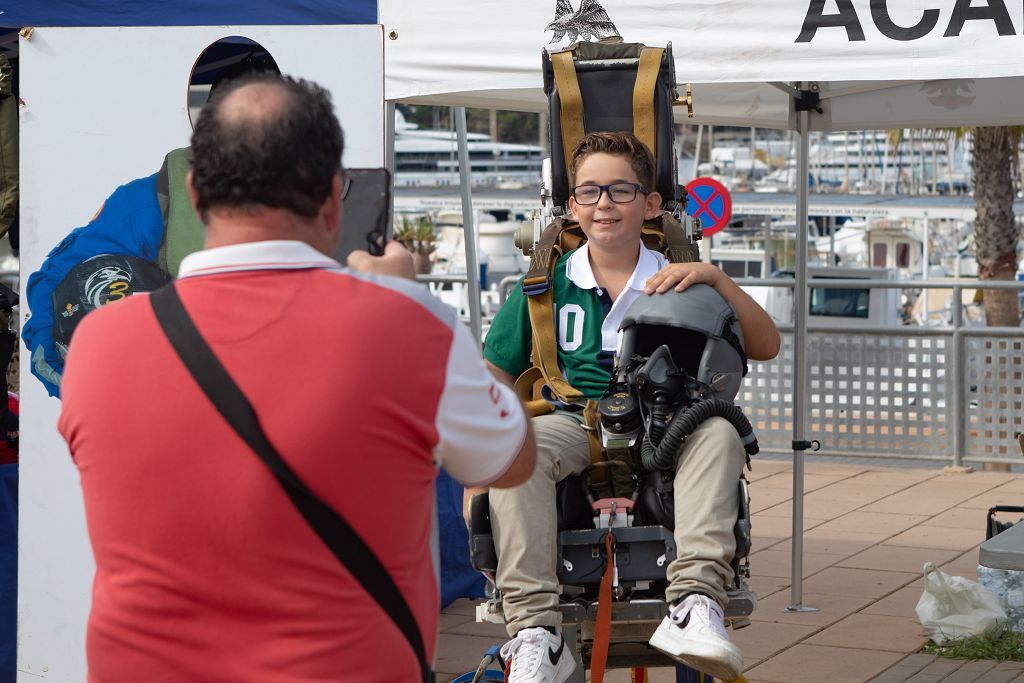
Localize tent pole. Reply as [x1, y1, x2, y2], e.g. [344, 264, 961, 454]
[692, 125, 703, 179]
[454, 106, 483, 345]
[385, 102, 396, 214]
[786, 94, 817, 614]
[922, 213, 930, 318]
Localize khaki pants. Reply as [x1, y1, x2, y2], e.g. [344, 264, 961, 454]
[489, 412, 745, 636]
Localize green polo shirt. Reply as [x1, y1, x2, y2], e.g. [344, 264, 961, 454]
[484, 243, 666, 400]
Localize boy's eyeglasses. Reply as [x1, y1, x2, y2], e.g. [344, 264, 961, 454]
[571, 183, 648, 205]
[341, 175, 353, 200]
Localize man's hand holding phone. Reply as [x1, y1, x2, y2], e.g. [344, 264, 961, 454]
[347, 241, 416, 281]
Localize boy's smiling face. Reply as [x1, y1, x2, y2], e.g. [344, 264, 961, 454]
[569, 152, 662, 254]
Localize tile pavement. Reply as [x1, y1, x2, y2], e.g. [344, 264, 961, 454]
[437, 459, 1024, 682]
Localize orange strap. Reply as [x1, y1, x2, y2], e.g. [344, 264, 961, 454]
[589, 532, 615, 683]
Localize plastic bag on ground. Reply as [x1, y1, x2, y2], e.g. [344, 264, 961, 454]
[916, 561, 1007, 644]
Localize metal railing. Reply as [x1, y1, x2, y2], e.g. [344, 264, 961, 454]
[736, 277, 1023, 466]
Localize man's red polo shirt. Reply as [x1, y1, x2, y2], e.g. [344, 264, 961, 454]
[59, 241, 526, 682]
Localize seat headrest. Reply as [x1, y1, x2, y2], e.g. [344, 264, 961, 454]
[542, 42, 680, 213]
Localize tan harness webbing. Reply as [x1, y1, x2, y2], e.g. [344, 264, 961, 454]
[551, 50, 586, 187]
[520, 219, 587, 408]
[646, 213, 701, 263]
[527, 284, 583, 406]
[632, 47, 664, 162]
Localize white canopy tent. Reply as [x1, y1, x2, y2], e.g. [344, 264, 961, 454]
[380, 0, 1024, 610]
[382, 1, 1024, 129]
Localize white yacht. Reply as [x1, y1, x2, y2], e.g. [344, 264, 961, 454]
[765, 131, 971, 194]
[394, 111, 543, 188]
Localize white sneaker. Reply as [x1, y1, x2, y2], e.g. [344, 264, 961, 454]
[649, 594, 743, 681]
[499, 626, 576, 683]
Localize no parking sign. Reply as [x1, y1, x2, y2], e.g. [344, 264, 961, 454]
[685, 178, 732, 237]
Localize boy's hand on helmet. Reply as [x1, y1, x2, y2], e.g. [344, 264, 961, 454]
[347, 241, 416, 281]
[644, 262, 721, 294]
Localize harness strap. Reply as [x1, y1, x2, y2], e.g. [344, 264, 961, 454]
[513, 366, 556, 418]
[632, 47, 664, 162]
[527, 285, 584, 404]
[523, 216, 576, 296]
[149, 285, 434, 683]
[655, 213, 700, 263]
[721, 318, 749, 376]
[551, 50, 586, 187]
[589, 532, 616, 683]
[582, 400, 606, 481]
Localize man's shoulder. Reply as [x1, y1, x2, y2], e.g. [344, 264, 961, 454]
[324, 269, 459, 330]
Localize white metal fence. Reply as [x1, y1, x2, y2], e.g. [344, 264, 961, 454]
[740, 279, 1024, 466]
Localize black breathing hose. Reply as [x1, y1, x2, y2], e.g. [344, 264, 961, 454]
[640, 398, 759, 471]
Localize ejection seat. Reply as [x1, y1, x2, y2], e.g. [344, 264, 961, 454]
[467, 41, 758, 674]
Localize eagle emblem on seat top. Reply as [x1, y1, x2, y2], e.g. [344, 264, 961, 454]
[545, 0, 621, 44]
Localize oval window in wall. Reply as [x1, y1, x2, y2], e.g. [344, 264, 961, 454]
[188, 37, 280, 129]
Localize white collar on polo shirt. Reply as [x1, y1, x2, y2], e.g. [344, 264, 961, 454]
[177, 240, 342, 279]
[565, 242, 668, 352]
[565, 242, 665, 296]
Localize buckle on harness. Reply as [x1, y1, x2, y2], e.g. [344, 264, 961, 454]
[522, 275, 551, 296]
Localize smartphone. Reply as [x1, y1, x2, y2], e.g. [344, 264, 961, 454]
[332, 168, 392, 264]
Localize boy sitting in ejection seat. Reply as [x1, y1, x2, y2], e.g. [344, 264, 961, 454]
[468, 132, 781, 683]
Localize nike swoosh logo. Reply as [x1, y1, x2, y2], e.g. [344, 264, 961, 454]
[548, 635, 565, 666]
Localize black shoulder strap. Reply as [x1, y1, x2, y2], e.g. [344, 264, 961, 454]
[149, 284, 433, 683]
[722, 316, 749, 377]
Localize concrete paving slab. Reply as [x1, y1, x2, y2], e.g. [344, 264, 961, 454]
[730, 620, 819, 659]
[838, 544, 959, 574]
[747, 548, 841, 579]
[941, 659, 1001, 682]
[921, 507, 991, 530]
[759, 495, 867, 521]
[987, 477, 1024, 493]
[804, 613, 929, 653]
[747, 574, 791, 599]
[743, 644, 904, 683]
[749, 591, 874, 627]
[844, 471, 940, 487]
[814, 511, 930, 536]
[959, 490, 1024, 510]
[938, 546, 984, 578]
[867, 653, 935, 682]
[749, 512, 828, 539]
[861, 496, 958, 516]
[754, 472, 858, 492]
[749, 486, 795, 513]
[860, 581, 925, 618]
[805, 483, 908, 503]
[800, 567, 919, 599]
[882, 525, 987, 551]
[770, 529, 885, 558]
[904, 657, 968, 681]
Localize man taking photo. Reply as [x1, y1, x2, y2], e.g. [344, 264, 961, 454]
[58, 73, 535, 682]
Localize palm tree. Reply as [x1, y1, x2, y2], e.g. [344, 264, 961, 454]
[893, 127, 1022, 327]
[971, 127, 1021, 328]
